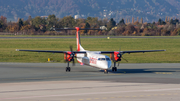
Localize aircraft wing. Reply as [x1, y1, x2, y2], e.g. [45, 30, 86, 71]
[100, 50, 166, 54]
[16, 49, 165, 54]
[16, 49, 86, 54]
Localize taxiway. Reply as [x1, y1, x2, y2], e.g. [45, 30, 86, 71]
[0, 63, 180, 101]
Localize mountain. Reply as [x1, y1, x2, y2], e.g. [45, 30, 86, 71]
[0, 0, 180, 22]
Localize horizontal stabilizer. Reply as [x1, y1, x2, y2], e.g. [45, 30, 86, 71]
[50, 27, 103, 31]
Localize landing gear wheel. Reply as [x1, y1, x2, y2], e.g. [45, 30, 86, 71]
[114, 67, 117, 72]
[112, 67, 117, 72]
[104, 69, 108, 74]
[112, 67, 115, 72]
[66, 67, 71, 72]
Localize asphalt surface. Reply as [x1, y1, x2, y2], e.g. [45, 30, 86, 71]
[0, 63, 180, 84]
[0, 63, 180, 101]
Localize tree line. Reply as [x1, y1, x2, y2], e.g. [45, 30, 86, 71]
[0, 15, 180, 36]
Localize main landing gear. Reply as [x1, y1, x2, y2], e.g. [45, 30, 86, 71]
[104, 69, 108, 74]
[112, 62, 117, 72]
[66, 62, 71, 72]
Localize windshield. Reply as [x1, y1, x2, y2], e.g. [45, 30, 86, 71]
[106, 58, 111, 61]
[98, 58, 111, 61]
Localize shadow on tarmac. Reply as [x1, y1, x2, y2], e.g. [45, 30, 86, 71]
[104, 68, 176, 74]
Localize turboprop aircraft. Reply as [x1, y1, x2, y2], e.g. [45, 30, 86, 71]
[16, 27, 165, 73]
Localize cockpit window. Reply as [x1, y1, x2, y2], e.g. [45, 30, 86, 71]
[101, 58, 106, 60]
[98, 58, 105, 61]
[106, 58, 111, 61]
[98, 58, 111, 61]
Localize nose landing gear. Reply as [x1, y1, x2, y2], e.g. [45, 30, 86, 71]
[112, 62, 117, 72]
[104, 69, 108, 74]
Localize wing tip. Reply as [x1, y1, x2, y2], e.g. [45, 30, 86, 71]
[16, 49, 19, 51]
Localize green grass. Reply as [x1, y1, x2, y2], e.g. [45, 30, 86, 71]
[0, 35, 180, 37]
[0, 38, 179, 63]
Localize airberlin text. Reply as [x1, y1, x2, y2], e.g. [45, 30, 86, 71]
[90, 57, 97, 64]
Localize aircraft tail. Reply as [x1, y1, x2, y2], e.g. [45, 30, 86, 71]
[76, 27, 85, 51]
[53, 27, 101, 52]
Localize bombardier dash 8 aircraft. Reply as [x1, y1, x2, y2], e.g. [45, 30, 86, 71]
[16, 27, 165, 73]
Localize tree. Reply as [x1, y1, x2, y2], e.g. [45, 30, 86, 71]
[85, 17, 100, 29]
[0, 21, 3, 32]
[75, 18, 86, 27]
[84, 22, 91, 33]
[59, 16, 75, 28]
[140, 18, 143, 24]
[0, 16, 7, 31]
[165, 16, 168, 22]
[116, 26, 125, 35]
[170, 19, 179, 25]
[118, 19, 125, 26]
[18, 18, 23, 30]
[32, 16, 47, 31]
[132, 17, 134, 24]
[158, 19, 166, 25]
[137, 17, 139, 22]
[125, 24, 136, 35]
[32, 16, 43, 30]
[107, 18, 116, 31]
[177, 28, 180, 35]
[47, 14, 57, 28]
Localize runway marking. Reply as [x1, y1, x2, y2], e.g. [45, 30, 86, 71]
[0, 88, 180, 100]
[155, 72, 172, 74]
[86, 98, 91, 100]
[102, 97, 107, 99]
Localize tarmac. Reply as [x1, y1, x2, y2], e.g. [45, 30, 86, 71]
[0, 63, 180, 101]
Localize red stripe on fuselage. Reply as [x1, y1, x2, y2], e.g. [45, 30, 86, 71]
[76, 27, 80, 51]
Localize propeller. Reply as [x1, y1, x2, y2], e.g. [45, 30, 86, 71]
[65, 46, 76, 66]
[70, 45, 75, 66]
[117, 47, 129, 66]
[111, 53, 116, 62]
[122, 57, 128, 62]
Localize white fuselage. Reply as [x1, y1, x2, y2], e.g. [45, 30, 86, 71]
[77, 51, 112, 70]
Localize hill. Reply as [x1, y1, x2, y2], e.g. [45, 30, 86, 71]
[0, 0, 180, 22]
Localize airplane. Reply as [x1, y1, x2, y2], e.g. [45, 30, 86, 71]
[16, 27, 165, 73]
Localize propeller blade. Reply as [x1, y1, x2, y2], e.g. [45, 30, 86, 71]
[70, 45, 73, 52]
[119, 47, 121, 52]
[118, 62, 120, 66]
[122, 57, 128, 62]
[65, 53, 68, 62]
[72, 59, 75, 66]
[111, 54, 115, 62]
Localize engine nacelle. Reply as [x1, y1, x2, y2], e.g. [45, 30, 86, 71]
[110, 52, 122, 62]
[64, 51, 72, 61]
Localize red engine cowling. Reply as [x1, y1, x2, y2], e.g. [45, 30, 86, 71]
[110, 52, 121, 62]
[64, 51, 72, 61]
